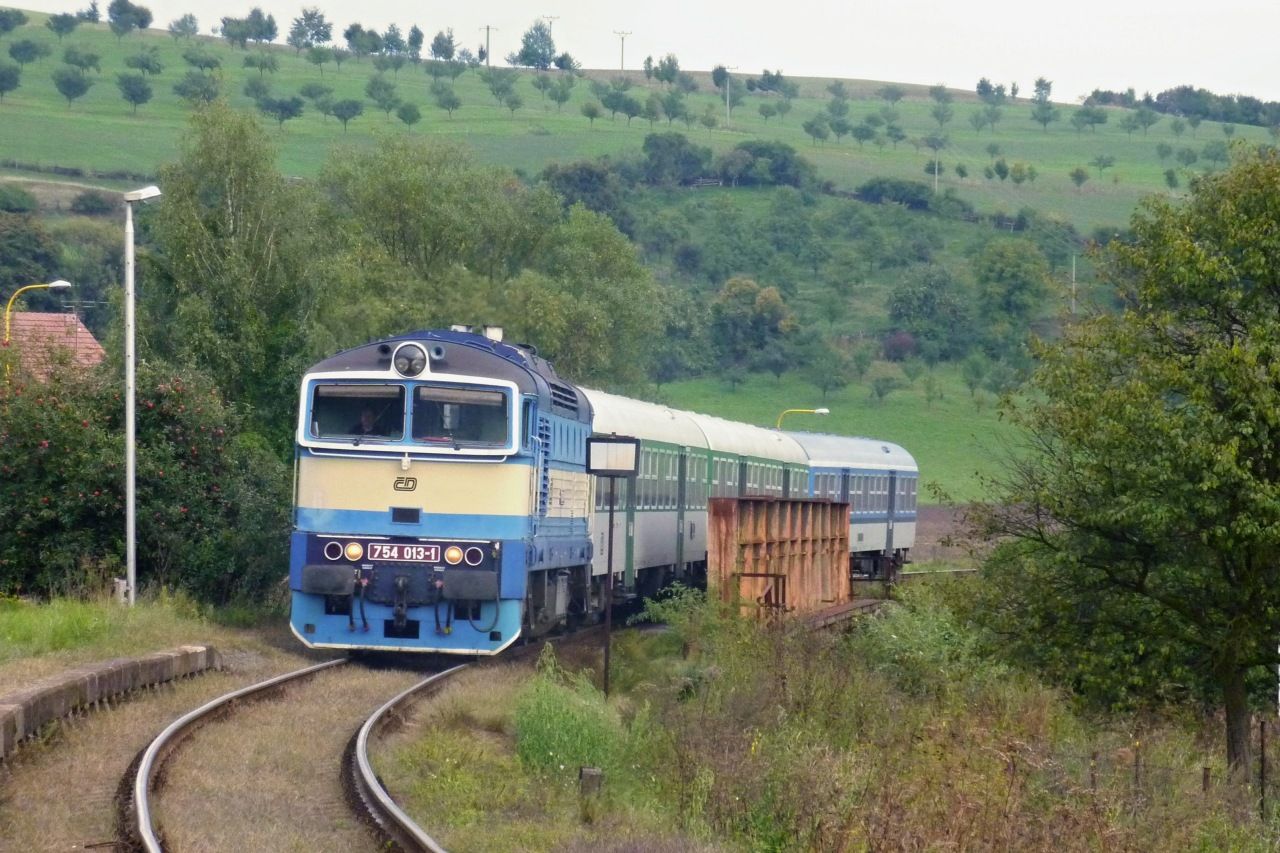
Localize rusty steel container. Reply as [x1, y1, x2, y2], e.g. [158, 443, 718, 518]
[708, 497, 851, 618]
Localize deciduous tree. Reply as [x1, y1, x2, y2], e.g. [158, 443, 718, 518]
[116, 70, 151, 113]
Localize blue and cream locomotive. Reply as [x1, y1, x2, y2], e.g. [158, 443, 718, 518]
[289, 328, 918, 655]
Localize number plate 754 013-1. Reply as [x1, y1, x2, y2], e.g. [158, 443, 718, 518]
[367, 543, 440, 562]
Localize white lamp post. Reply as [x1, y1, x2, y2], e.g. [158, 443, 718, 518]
[775, 407, 830, 430]
[122, 185, 161, 606]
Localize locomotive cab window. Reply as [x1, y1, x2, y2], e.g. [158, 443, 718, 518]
[412, 386, 509, 446]
[311, 384, 404, 441]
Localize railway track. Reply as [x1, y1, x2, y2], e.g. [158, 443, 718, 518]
[119, 628, 603, 852]
[344, 665, 467, 852]
[121, 657, 349, 851]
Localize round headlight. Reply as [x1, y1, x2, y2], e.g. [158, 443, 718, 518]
[323, 541, 343, 561]
[464, 547, 484, 566]
[393, 344, 427, 377]
[444, 545, 464, 565]
[344, 542, 364, 562]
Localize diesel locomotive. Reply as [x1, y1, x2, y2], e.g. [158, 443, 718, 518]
[289, 327, 918, 655]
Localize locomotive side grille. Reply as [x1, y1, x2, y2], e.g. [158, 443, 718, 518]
[537, 417, 552, 517]
[549, 382, 579, 414]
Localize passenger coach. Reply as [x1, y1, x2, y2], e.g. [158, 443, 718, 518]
[289, 328, 918, 656]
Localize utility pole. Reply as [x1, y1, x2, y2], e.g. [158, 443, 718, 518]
[542, 14, 559, 34]
[1070, 253, 1077, 315]
[613, 30, 631, 71]
[722, 65, 738, 128]
[479, 24, 497, 66]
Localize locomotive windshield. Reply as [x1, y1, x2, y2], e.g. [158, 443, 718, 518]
[412, 385, 509, 446]
[310, 384, 405, 441]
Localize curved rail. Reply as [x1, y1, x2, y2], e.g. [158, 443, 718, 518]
[129, 657, 348, 852]
[347, 664, 470, 852]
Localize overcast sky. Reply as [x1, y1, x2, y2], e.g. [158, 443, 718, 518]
[21, 0, 1280, 103]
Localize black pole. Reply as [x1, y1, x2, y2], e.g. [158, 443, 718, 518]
[603, 476, 617, 697]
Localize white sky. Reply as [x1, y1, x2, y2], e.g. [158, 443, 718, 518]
[19, 0, 1280, 103]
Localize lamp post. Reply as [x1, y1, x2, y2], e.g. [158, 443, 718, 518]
[123, 185, 161, 606]
[4, 280, 73, 379]
[775, 407, 830, 430]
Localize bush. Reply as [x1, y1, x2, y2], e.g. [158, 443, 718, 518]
[855, 176, 932, 210]
[514, 646, 623, 774]
[0, 359, 291, 603]
[0, 183, 37, 213]
[69, 189, 116, 216]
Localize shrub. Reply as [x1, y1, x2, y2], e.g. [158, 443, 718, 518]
[855, 176, 932, 210]
[69, 189, 116, 215]
[0, 359, 290, 603]
[0, 183, 37, 213]
[514, 646, 623, 775]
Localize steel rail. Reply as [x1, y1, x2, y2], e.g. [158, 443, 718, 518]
[348, 664, 470, 852]
[130, 657, 348, 852]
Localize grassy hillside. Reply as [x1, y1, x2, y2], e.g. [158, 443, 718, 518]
[1, 9, 1270, 232]
[658, 364, 1013, 502]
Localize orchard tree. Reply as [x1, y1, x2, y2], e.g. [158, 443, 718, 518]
[52, 65, 92, 106]
[258, 95, 304, 127]
[116, 71, 152, 113]
[0, 9, 28, 37]
[581, 100, 601, 126]
[107, 0, 152, 39]
[331, 97, 362, 130]
[396, 101, 420, 129]
[974, 149, 1280, 777]
[429, 28, 455, 60]
[366, 74, 399, 118]
[0, 62, 19, 100]
[173, 70, 218, 103]
[433, 84, 460, 116]
[9, 39, 50, 69]
[244, 52, 279, 76]
[124, 46, 162, 75]
[46, 13, 80, 40]
[63, 45, 99, 73]
[305, 46, 331, 74]
[167, 13, 197, 39]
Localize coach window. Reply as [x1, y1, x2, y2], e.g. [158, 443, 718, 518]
[312, 384, 404, 441]
[412, 386, 509, 446]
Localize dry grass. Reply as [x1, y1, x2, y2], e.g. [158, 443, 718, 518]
[0, 643, 311, 851]
[374, 663, 725, 853]
[154, 663, 426, 852]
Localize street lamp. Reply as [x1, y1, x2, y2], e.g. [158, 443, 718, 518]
[775, 407, 830, 430]
[4, 280, 73, 380]
[123, 185, 161, 606]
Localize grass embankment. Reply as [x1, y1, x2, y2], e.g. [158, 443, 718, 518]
[380, 584, 1267, 851]
[660, 363, 1014, 502]
[2, 9, 1272, 232]
[0, 591, 288, 690]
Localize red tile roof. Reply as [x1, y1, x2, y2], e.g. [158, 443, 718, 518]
[3, 311, 106, 380]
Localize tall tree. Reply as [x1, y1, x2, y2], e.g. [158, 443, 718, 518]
[0, 9, 28, 37]
[429, 28, 455, 60]
[976, 149, 1280, 775]
[148, 102, 322, 439]
[513, 19, 554, 69]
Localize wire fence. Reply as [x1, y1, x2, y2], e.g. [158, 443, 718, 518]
[1019, 717, 1280, 822]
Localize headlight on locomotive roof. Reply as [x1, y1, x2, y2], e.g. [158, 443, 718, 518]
[393, 343, 427, 377]
[444, 545, 464, 565]
[344, 541, 364, 562]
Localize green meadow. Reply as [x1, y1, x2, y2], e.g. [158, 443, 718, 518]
[1, 8, 1270, 232]
[658, 365, 1013, 502]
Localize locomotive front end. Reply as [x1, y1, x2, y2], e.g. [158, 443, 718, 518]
[288, 331, 591, 654]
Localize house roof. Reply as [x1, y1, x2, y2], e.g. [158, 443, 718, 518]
[4, 312, 106, 380]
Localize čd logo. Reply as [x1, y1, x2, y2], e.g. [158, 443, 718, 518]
[393, 477, 418, 491]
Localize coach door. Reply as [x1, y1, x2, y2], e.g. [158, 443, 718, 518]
[675, 450, 688, 571]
